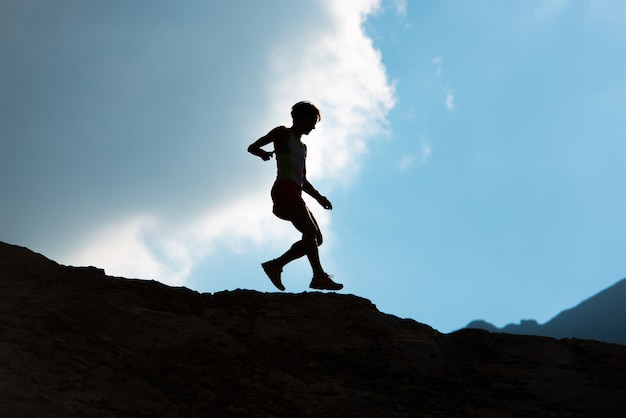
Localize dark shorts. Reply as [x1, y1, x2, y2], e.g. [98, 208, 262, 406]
[271, 179, 304, 220]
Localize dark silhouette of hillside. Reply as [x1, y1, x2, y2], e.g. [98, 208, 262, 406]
[466, 277, 626, 345]
[2, 241, 626, 417]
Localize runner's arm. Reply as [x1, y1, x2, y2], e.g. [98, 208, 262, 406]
[247, 126, 288, 161]
[247, 136, 273, 161]
[303, 177, 333, 210]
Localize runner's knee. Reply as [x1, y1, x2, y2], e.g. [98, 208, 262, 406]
[304, 227, 322, 246]
[301, 228, 322, 247]
[316, 230, 323, 246]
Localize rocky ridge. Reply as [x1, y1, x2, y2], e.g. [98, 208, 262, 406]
[1, 242, 626, 417]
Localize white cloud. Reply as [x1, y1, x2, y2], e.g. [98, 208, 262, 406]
[445, 90, 455, 111]
[70, 192, 308, 285]
[420, 141, 433, 162]
[392, 0, 408, 16]
[397, 137, 431, 172]
[270, 0, 395, 187]
[53, 0, 395, 284]
[433, 55, 443, 76]
[397, 154, 416, 172]
[431, 55, 454, 111]
[69, 215, 192, 285]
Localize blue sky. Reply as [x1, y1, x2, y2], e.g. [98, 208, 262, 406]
[2, 0, 625, 333]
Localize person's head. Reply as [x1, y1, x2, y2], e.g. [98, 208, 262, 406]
[291, 101, 320, 135]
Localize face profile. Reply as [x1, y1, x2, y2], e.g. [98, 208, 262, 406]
[290, 101, 320, 136]
[296, 114, 317, 135]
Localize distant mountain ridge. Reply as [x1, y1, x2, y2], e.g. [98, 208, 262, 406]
[466, 277, 626, 345]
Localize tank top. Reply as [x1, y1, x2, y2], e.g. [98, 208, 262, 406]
[275, 128, 306, 187]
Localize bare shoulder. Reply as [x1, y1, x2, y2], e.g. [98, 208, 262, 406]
[267, 125, 289, 139]
[269, 126, 289, 148]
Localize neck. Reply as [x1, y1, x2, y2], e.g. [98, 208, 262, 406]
[289, 126, 304, 138]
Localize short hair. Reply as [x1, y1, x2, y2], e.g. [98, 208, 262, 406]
[291, 101, 321, 122]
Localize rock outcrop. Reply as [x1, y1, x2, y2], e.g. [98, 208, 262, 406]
[2, 242, 626, 417]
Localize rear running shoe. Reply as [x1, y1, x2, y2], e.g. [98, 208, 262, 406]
[309, 273, 343, 291]
[262, 260, 285, 291]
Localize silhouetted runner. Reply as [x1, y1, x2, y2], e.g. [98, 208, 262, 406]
[248, 101, 343, 291]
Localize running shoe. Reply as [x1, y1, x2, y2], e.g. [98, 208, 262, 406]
[309, 273, 343, 291]
[262, 260, 285, 291]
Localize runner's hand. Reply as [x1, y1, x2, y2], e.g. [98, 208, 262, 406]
[260, 151, 273, 161]
[317, 196, 333, 210]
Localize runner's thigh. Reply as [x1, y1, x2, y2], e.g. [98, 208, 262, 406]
[289, 203, 318, 237]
